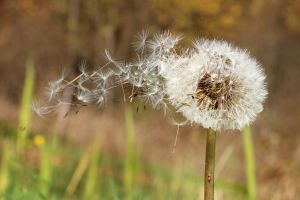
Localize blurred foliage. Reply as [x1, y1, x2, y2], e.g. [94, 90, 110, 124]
[0, 126, 249, 200]
[0, 0, 300, 199]
[152, 0, 243, 35]
[284, 1, 300, 32]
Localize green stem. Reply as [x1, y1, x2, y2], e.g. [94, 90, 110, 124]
[17, 59, 35, 153]
[243, 126, 256, 200]
[204, 129, 217, 200]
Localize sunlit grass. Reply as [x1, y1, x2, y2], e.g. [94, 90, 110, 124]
[83, 134, 101, 200]
[39, 139, 52, 196]
[17, 59, 35, 153]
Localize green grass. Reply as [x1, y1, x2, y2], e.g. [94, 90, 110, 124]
[83, 134, 101, 200]
[0, 142, 10, 195]
[0, 126, 248, 199]
[39, 142, 53, 196]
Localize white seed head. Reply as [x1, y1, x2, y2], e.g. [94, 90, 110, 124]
[163, 39, 267, 130]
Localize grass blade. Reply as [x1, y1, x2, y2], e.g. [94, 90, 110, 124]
[39, 140, 52, 196]
[17, 59, 35, 152]
[83, 134, 101, 200]
[65, 152, 90, 196]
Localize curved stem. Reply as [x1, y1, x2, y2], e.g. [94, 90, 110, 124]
[204, 129, 217, 200]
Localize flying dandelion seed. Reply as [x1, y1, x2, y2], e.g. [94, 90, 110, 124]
[32, 100, 57, 117]
[132, 30, 149, 53]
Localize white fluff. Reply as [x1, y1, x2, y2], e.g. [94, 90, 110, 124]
[162, 39, 267, 130]
[128, 33, 267, 131]
[34, 31, 267, 131]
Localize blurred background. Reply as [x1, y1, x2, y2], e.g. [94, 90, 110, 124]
[0, 0, 300, 199]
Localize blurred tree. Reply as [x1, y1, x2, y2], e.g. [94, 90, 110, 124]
[284, 0, 300, 33]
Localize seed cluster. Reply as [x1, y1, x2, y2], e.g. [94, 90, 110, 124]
[195, 73, 235, 110]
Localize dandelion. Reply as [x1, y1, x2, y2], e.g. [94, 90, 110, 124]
[121, 32, 267, 200]
[34, 134, 45, 147]
[33, 31, 267, 200]
[123, 32, 267, 132]
[163, 39, 267, 131]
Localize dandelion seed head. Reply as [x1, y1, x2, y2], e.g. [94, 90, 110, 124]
[164, 39, 267, 130]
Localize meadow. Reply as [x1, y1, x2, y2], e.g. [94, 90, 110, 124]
[0, 62, 259, 200]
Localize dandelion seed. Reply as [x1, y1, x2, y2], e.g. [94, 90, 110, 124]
[148, 31, 182, 53]
[76, 90, 95, 104]
[45, 77, 64, 101]
[32, 100, 56, 117]
[132, 30, 149, 53]
[104, 49, 127, 74]
[79, 61, 89, 77]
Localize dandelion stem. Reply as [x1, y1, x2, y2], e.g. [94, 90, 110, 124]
[204, 128, 216, 200]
